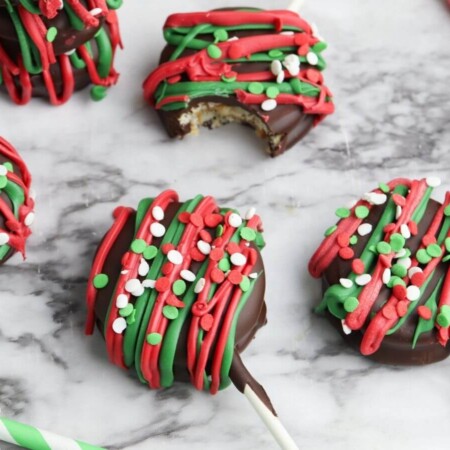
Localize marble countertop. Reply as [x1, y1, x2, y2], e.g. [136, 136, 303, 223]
[1, 0, 450, 449]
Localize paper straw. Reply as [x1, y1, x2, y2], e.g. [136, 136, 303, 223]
[0, 417, 106, 450]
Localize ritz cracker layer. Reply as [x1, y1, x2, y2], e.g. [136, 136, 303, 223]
[143, 8, 334, 157]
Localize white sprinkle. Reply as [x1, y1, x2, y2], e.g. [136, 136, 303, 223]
[168, 250, 183, 265]
[0, 232, 9, 245]
[125, 279, 142, 294]
[287, 64, 300, 76]
[358, 223, 372, 236]
[58, 0, 64, 10]
[261, 99, 277, 111]
[280, 31, 294, 35]
[231, 253, 247, 267]
[408, 267, 423, 278]
[396, 205, 402, 220]
[271, 59, 283, 76]
[426, 177, 441, 188]
[150, 222, 165, 238]
[341, 320, 352, 335]
[138, 258, 150, 277]
[142, 279, 156, 288]
[112, 317, 127, 334]
[121, 270, 129, 275]
[283, 54, 300, 68]
[382, 268, 391, 285]
[306, 51, 319, 66]
[65, 49, 76, 56]
[363, 192, 387, 206]
[195, 278, 206, 294]
[181, 270, 196, 282]
[245, 207, 256, 220]
[116, 294, 129, 309]
[227, 36, 239, 42]
[228, 213, 243, 228]
[355, 274, 371, 286]
[397, 257, 412, 269]
[0, 166, 7, 176]
[249, 272, 258, 279]
[276, 71, 285, 84]
[395, 248, 407, 258]
[406, 285, 421, 301]
[339, 278, 353, 289]
[197, 240, 211, 255]
[24, 212, 35, 226]
[400, 223, 411, 239]
[152, 206, 164, 221]
[90, 7, 103, 16]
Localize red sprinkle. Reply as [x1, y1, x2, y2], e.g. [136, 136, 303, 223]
[199, 230, 212, 243]
[162, 262, 174, 276]
[227, 242, 241, 255]
[167, 75, 182, 84]
[393, 284, 407, 301]
[408, 221, 418, 236]
[200, 314, 214, 331]
[382, 304, 397, 320]
[155, 277, 171, 293]
[205, 214, 223, 228]
[306, 69, 322, 84]
[190, 213, 204, 228]
[418, 305, 432, 320]
[210, 248, 224, 262]
[337, 233, 350, 248]
[396, 301, 409, 317]
[211, 268, 225, 284]
[352, 259, 365, 275]
[178, 212, 191, 223]
[166, 295, 185, 308]
[298, 44, 309, 56]
[383, 223, 396, 233]
[162, 243, 175, 254]
[190, 248, 206, 262]
[339, 247, 354, 260]
[411, 272, 425, 287]
[392, 194, 406, 207]
[228, 270, 243, 285]
[213, 237, 224, 247]
[422, 234, 436, 247]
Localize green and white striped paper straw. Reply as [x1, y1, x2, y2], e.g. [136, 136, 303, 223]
[0, 417, 106, 450]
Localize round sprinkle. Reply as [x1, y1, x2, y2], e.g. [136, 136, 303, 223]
[417, 306, 432, 320]
[261, 99, 277, 111]
[46, 27, 58, 42]
[382, 268, 391, 285]
[364, 192, 387, 205]
[143, 245, 158, 260]
[324, 225, 337, 236]
[426, 177, 441, 188]
[426, 243, 442, 258]
[400, 224, 411, 239]
[352, 259, 365, 275]
[240, 227, 256, 241]
[112, 318, 127, 334]
[271, 59, 283, 76]
[231, 253, 247, 267]
[397, 301, 409, 317]
[306, 51, 319, 65]
[335, 207, 351, 219]
[392, 263, 407, 278]
[339, 278, 353, 289]
[445, 237, 450, 253]
[119, 304, 134, 318]
[200, 314, 214, 331]
[341, 320, 352, 335]
[172, 279, 187, 296]
[3, 162, 13, 172]
[150, 222, 165, 237]
[195, 278, 206, 294]
[214, 28, 229, 42]
[408, 267, 423, 278]
[0, 232, 9, 245]
[377, 242, 391, 255]
[357, 223, 372, 236]
[397, 257, 412, 269]
[0, 166, 7, 176]
[24, 212, 35, 226]
[116, 294, 129, 309]
[125, 279, 142, 294]
[344, 297, 359, 313]
[168, 250, 183, 265]
[228, 270, 243, 285]
[245, 207, 256, 220]
[211, 268, 225, 284]
[417, 249, 432, 265]
[444, 205, 450, 217]
[411, 272, 425, 287]
[240, 276, 251, 292]
[349, 235, 358, 246]
[93, 274, 109, 289]
[131, 239, 147, 254]
[207, 44, 222, 59]
[222, 74, 237, 83]
[197, 240, 212, 255]
[155, 277, 170, 293]
[163, 305, 179, 320]
[146, 333, 162, 345]
[388, 276, 406, 288]
[248, 82, 265, 95]
[437, 307, 450, 327]
[355, 206, 369, 219]
[142, 279, 156, 289]
[0, 175, 7, 189]
[390, 233, 405, 252]
[266, 86, 280, 99]
[339, 247, 354, 260]
[138, 259, 150, 277]
[152, 206, 164, 221]
[396, 206, 402, 220]
[219, 258, 231, 272]
[379, 183, 390, 193]
[228, 213, 243, 228]
[355, 274, 371, 286]
[268, 49, 283, 58]
[180, 270, 196, 282]
[90, 86, 108, 101]
[406, 285, 421, 302]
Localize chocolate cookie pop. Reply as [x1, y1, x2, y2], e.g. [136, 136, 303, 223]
[0, 0, 122, 105]
[143, 8, 334, 157]
[86, 190, 298, 449]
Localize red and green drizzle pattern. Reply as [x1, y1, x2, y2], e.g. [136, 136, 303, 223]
[0, 136, 34, 260]
[0, 0, 122, 105]
[143, 9, 334, 122]
[86, 190, 265, 394]
[309, 178, 450, 354]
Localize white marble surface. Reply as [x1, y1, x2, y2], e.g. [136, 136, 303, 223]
[1, 0, 450, 449]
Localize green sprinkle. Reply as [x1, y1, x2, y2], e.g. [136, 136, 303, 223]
[93, 273, 108, 289]
[379, 183, 390, 193]
[131, 239, 147, 254]
[219, 257, 231, 272]
[240, 227, 256, 241]
[163, 305, 179, 320]
[0, 175, 7, 189]
[172, 279, 187, 296]
[426, 243, 442, 258]
[324, 225, 337, 236]
[443, 254, 450, 262]
[417, 249, 432, 265]
[355, 206, 369, 219]
[437, 306, 450, 327]
[214, 28, 229, 42]
[445, 205, 450, 217]
[221, 74, 236, 83]
[387, 276, 406, 288]
[266, 86, 280, 99]
[46, 27, 58, 42]
[255, 232, 266, 248]
[445, 238, 450, 253]
[216, 224, 224, 237]
[126, 309, 136, 325]
[119, 304, 134, 318]
[3, 162, 13, 172]
[368, 245, 377, 254]
[240, 276, 251, 292]
[90, 86, 108, 101]
[146, 333, 162, 345]
[344, 296, 359, 313]
[248, 82, 264, 95]
[268, 49, 283, 58]
[349, 235, 358, 245]
[207, 44, 222, 59]
[143, 245, 158, 260]
[390, 233, 405, 252]
[392, 263, 407, 278]
[376, 242, 391, 255]
[335, 207, 351, 219]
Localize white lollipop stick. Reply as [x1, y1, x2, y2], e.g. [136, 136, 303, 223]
[0, 417, 105, 450]
[287, 0, 306, 12]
